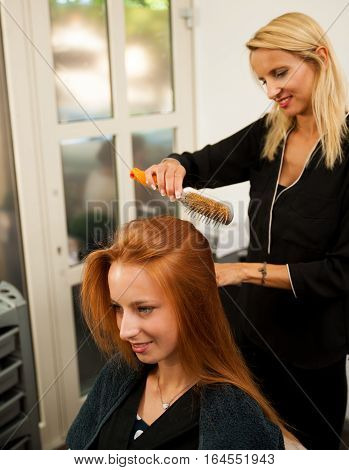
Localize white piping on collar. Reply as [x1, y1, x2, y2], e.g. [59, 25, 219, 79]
[267, 126, 293, 255]
[274, 137, 320, 204]
[267, 126, 320, 255]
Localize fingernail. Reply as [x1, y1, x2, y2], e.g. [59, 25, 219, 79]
[152, 185, 156, 190]
[161, 190, 166, 196]
[170, 196, 175, 202]
[175, 191, 181, 199]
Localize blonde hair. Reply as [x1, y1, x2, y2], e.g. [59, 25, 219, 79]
[246, 12, 348, 169]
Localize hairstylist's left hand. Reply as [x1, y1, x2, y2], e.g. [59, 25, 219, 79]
[214, 263, 245, 287]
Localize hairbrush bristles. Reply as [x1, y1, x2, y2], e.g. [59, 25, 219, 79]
[130, 168, 234, 226]
[181, 188, 233, 226]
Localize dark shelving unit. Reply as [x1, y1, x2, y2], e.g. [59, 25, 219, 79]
[0, 281, 41, 449]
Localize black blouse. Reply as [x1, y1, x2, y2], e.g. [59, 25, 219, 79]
[91, 375, 200, 450]
[170, 114, 349, 368]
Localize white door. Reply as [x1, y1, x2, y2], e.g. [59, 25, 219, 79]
[1, 0, 195, 448]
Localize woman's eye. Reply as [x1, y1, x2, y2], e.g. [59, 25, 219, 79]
[138, 306, 154, 314]
[111, 304, 122, 314]
[275, 70, 287, 78]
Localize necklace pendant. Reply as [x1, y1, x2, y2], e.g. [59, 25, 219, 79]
[162, 403, 170, 410]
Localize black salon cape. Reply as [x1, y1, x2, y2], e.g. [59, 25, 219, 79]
[66, 358, 284, 450]
[91, 374, 200, 449]
[170, 114, 349, 369]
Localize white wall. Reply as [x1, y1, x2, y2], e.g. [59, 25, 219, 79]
[191, 0, 349, 257]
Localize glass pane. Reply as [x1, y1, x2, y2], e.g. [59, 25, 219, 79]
[72, 284, 105, 395]
[61, 136, 118, 265]
[49, 0, 112, 123]
[0, 25, 26, 295]
[125, 0, 174, 115]
[132, 128, 176, 218]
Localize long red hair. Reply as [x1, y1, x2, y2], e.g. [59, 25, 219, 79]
[81, 215, 294, 439]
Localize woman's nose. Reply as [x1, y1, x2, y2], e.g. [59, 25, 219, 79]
[266, 81, 282, 100]
[118, 311, 140, 341]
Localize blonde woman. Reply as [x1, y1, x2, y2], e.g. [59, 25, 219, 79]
[145, 13, 349, 449]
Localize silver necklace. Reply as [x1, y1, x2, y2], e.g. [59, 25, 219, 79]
[157, 375, 196, 410]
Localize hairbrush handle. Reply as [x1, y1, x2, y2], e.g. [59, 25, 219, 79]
[130, 168, 157, 186]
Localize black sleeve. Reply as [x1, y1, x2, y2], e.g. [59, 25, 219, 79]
[230, 391, 285, 450]
[288, 178, 349, 299]
[168, 115, 268, 189]
[66, 356, 131, 449]
[66, 360, 114, 449]
[201, 385, 285, 450]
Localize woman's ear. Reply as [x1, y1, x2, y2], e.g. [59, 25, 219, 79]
[315, 46, 329, 67]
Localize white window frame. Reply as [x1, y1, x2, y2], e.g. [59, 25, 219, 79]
[1, 0, 195, 448]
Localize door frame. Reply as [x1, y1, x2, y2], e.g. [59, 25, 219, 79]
[1, 0, 195, 448]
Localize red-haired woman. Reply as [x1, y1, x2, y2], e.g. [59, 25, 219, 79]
[66, 216, 301, 450]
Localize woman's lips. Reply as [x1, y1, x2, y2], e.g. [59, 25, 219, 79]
[278, 96, 292, 108]
[131, 342, 153, 353]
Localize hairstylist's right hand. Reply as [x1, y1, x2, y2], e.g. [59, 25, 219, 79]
[144, 158, 186, 202]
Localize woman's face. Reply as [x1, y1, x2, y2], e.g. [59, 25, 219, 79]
[250, 48, 317, 117]
[108, 262, 179, 365]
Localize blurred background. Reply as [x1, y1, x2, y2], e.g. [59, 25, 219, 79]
[0, 0, 348, 449]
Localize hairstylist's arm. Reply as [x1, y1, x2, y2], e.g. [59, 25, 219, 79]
[215, 263, 292, 290]
[144, 158, 186, 201]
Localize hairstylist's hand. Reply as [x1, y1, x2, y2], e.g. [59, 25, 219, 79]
[144, 158, 186, 202]
[215, 263, 245, 287]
